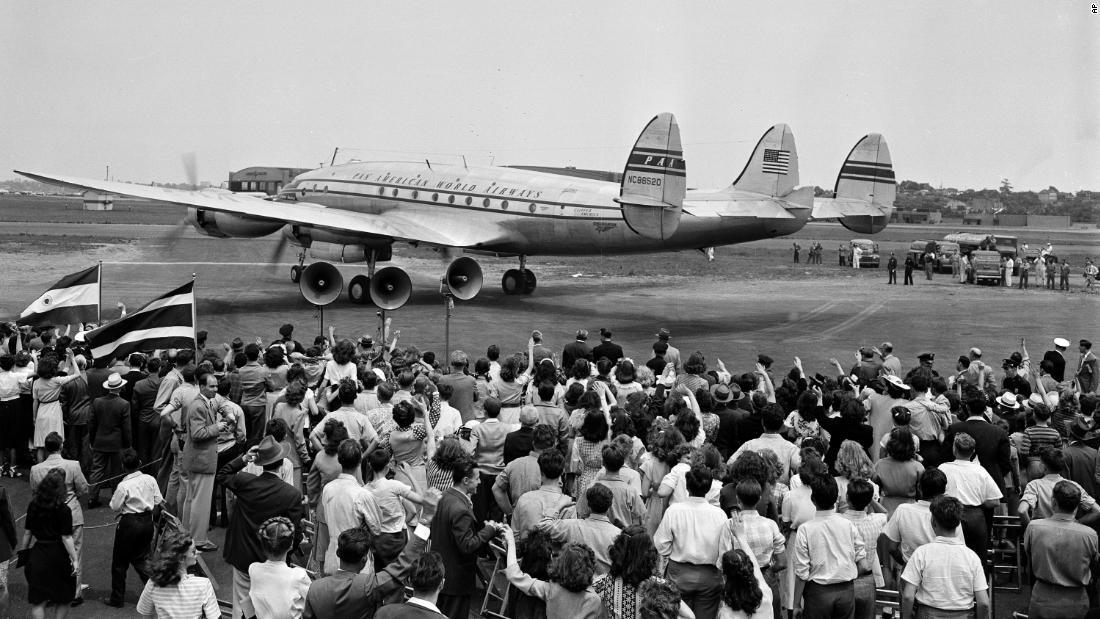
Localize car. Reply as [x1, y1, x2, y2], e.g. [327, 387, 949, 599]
[908, 240, 959, 273]
[849, 239, 880, 268]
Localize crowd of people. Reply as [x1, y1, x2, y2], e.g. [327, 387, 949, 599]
[0, 320, 1099, 619]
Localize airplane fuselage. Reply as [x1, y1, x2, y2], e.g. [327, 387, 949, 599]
[277, 161, 809, 256]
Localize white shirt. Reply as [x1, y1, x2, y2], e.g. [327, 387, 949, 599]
[0, 370, 22, 401]
[366, 477, 415, 534]
[730, 434, 800, 484]
[310, 407, 377, 445]
[793, 509, 867, 584]
[435, 403, 463, 437]
[249, 560, 310, 619]
[243, 458, 295, 485]
[322, 474, 383, 574]
[654, 497, 727, 565]
[901, 536, 988, 610]
[940, 459, 1003, 506]
[110, 472, 163, 514]
[884, 500, 963, 563]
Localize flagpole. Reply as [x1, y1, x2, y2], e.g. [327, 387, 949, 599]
[191, 272, 198, 356]
[97, 261, 103, 325]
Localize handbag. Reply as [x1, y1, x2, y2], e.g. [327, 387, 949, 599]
[14, 548, 28, 567]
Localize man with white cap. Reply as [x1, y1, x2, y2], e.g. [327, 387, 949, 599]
[1044, 338, 1070, 382]
[87, 372, 131, 508]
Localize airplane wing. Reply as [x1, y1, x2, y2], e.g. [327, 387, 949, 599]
[811, 197, 890, 220]
[14, 170, 503, 248]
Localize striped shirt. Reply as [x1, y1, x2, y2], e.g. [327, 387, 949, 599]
[136, 575, 220, 619]
[1019, 425, 1062, 458]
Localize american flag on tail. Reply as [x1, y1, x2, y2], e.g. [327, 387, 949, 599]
[84, 281, 195, 362]
[762, 148, 790, 175]
[17, 265, 100, 327]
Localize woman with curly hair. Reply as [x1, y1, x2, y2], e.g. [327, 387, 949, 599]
[834, 439, 880, 512]
[319, 339, 358, 402]
[504, 527, 556, 619]
[262, 345, 290, 421]
[248, 517, 310, 618]
[272, 382, 312, 488]
[426, 437, 468, 493]
[873, 428, 925, 514]
[639, 427, 684, 535]
[785, 390, 829, 447]
[637, 578, 685, 619]
[593, 525, 690, 619]
[491, 352, 534, 424]
[724, 450, 779, 519]
[718, 548, 769, 619]
[135, 529, 219, 619]
[614, 359, 644, 399]
[30, 351, 81, 462]
[573, 410, 611, 503]
[380, 399, 437, 500]
[502, 526, 605, 618]
[659, 444, 724, 505]
[694, 387, 722, 445]
[675, 352, 710, 395]
[21, 468, 79, 618]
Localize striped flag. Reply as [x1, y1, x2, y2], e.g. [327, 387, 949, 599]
[17, 265, 100, 327]
[84, 281, 195, 362]
[762, 148, 791, 175]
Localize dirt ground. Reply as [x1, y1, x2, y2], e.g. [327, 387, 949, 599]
[0, 197, 1097, 617]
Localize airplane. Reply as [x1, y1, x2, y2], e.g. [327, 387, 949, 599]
[15, 113, 895, 309]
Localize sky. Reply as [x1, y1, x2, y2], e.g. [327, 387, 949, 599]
[2, 2, 1097, 192]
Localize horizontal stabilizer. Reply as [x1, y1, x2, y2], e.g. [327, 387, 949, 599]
[615, 113, 686, 240]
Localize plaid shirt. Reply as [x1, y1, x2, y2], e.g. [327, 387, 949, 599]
[715, 511, 785, 570]
[842, 510, 887, 587]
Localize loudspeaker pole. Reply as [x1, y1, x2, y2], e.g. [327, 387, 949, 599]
[443, 292, 454, 362]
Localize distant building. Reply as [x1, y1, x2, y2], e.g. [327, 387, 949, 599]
[892, 210, 942, 224]
[228, 166, 311, 195]
[1037, 190, 1058, 205]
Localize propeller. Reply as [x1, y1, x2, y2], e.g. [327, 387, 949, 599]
[267, 232, 291, 272]
[155, 153, 201, 250]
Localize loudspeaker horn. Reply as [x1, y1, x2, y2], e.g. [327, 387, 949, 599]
[300, 262, 343, 306]
[370, 266, 413, 310]
[444, 257, 483, 301]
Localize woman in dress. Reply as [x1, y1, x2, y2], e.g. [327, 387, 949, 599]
[135, 529, 220, 619]
[317, 339, 357, 409]
[425, 437, 467, 493]
[272, 382, 312, 489]
[639, 427, 683, 535]
[21, 468, 79, 619]
[573, 410, 611, 504]
[31, 352, 80, 463]
[594, 525, 691, 619]
[873, 428, 925, 515]
[694, 387, 722, 445]
[380, 400, 436, 504]
[613, 359, 643, 399]
[501, 527, 605, 619]
[262, 345, 290, 425]
[785, 390, 827, 446]
[491, 353, 533, 425]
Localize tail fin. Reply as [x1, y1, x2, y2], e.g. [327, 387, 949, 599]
[834, 133, 895, 208]
[616, 113, 686, 240]
[731, 124, 798, 196]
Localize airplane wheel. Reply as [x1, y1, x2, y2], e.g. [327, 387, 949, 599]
[348, 274, 371, 305]
[501, 269, 523, 295]
[521, 269, 537, 295]
[290, 265, 303, 283]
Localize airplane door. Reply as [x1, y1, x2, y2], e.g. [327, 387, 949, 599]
[554, 189, 576, 247]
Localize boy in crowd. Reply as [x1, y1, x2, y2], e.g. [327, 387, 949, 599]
[900, 495, 989, 619]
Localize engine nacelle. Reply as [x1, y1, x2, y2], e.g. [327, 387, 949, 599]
[307, 242, 392, 263]
[186, 208, 283, 238]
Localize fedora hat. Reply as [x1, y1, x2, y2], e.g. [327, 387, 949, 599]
[996, 391, 1020, 410]
[710, 383, 734, 403]
[1070, 418, 1092, 441]
[253, 435, 290, 467]
[102, 372, 126, 390]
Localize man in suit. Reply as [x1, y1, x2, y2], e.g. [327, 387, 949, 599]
[375, 552, 449, 619]
[1044, 337, 1069, 383]
[217, 435, 306, 619]
[1077, 339, 1098, 394]
[591, 328, 624, 365]
[130, 357, 162, 471]
[120, 353, 147, 455]
[561, 329, 593, 371]
[432, 455, 499, 619]
[182, 371, 224, 552]
[304, 492, 441, 619]
[87, 373, 132, 508]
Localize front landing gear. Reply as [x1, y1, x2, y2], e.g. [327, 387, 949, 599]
[502, 256, 537, 295]
[290, 252, 306, 283]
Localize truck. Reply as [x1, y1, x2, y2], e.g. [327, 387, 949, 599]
[944, 232, 1021, 274]
[908, 240, 960, 274]
[849, 239, 880, 268]
[969, 250, 1002, 284]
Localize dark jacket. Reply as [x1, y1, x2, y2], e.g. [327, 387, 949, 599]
[120, 369, 147, 405]
[503, 426, 535, 465]
[375, 601, 447, 618]
[60, 376, 92, 426]
[131, 374, 163, 425]
[714, 407, 749, 460]
[561, 341, 593, 371]
[943, 418, 1012, 494]
[217, 455, 305, 572]
[303, 533, 427, 619]
[1043, 350, 1067, 383]
[591, 342, 624, 365]
[430, 487, 496, 596]
[89, 393, 131, 452]
[820, 416, 874, 471]
[0, 488, 16, 562]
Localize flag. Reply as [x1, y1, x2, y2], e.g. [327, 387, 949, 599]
[84, 281, 195, 362]
[762, 148, 790, 175]
[17, 265, 100, 327]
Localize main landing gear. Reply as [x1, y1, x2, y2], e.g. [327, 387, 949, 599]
[502, 256, 536, 295]
[347, 251, 379, 305]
